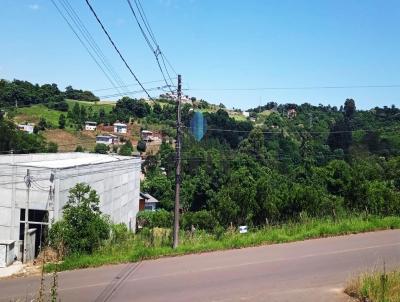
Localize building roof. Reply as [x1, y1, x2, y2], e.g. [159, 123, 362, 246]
[141, 130, 153, 134]
[97, 134, 118, 138]
[140, 192, 159, 203]
[85, 121, 97, 124]
[0, 153, 138, 169]
[113, 122, 127, 127]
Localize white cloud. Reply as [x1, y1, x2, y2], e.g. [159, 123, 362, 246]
[28, 4, 40, 11]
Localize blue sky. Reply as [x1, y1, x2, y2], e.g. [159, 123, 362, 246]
[1, 0, 400, 110]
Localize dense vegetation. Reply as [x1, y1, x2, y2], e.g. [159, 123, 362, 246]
[143, 99, 400, 230]
[0, 114, 59, 153]
[0, 78, 98, 109]
[2, 78, 400, 231]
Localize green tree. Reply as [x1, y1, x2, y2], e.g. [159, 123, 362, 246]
[137, 140, 147, 153]
[58, 114, 66, 129]
[49, 183, 110, 255]
[119, 141, 133, 156]
[38, 117, 47, 131]
[94, 143, 108, 154]
[239, 127, 268, 163]
[142, 172, 174, 210]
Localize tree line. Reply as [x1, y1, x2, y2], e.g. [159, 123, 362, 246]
[0, 79, 99, 108]
[142, 99, 400, 230]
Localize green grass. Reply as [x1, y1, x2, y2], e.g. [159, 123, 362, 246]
[16, 104, 62, 127]
[66, 99, 115, 114]
[45, 216, 400, 273]
[345, 269, 400, 302]
[15, 100, 115, 128]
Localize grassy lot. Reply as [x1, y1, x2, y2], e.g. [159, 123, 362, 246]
[45, 216, 400, 273]
[345, 269, 400, 302]
[15, 104, 62, 127]
[66, 99, 115, 114]
[43, 129, 97, 152]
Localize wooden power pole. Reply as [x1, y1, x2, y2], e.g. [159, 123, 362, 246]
[173, 75, 182, 249]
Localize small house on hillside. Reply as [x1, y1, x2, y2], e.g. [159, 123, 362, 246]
[114, 122, 127, 134]
[141, 130, 153, 142]
[287, 109, 297, 119]
[139, 192, 159, 211]
[96, 134, 118, 145]
[85, 121, 97, 131]
[17, 123, 34, 134]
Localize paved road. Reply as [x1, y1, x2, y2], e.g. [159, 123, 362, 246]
[1, 230, 400, 302]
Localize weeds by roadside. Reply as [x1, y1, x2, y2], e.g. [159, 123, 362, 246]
[345, 266, 400, 302]
[45, 215, 400, 273]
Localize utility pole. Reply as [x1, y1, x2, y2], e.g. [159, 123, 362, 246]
[23, 169, 32, 263]
[173, 75, 182, 249]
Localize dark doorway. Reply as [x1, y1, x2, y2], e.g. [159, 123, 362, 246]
[19, 209, 49, 257]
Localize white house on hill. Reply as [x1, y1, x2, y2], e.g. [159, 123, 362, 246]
[113, 122, 127, 134]
[96, 134, 118, 145]
[18, 124, 34, 134]
[85, 121, 97, 131]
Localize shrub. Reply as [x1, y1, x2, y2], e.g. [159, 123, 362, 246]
[49, 183, 110, 256]
[47, 142, 58, 153]
[75, 145, 84, 152]
[137, 209, 173, 229]
[181, 210, 218, 232]
[119, 141, 133, 156]
[110, 223, 131, 244]
[94, 143, 108, 154]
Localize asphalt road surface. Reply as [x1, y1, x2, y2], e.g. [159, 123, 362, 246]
[1, 229, 400, 302]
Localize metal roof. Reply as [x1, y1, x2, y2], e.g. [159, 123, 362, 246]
[0, 153, 138, 169]
[140, 192, 159, 203]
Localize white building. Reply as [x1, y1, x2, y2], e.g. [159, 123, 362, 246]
[18, 124, 34, 134]
[113, 123, 127, 134]
[0, 153, 140, 261]
[85, 121, 97, 131]
[96, 134, 118, 145]
[141, 130, 153, 142]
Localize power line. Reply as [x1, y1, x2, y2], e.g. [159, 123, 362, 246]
[134, 0, 177, 81]
[98, 85, 173, 99]
[91, 78, 177, 92]
[184, 84, 400, 92]
[50, 0, 123, 94]
[58, 0, 130, 94]
[85, 0, 153, 99]
[182, 125, 400, 135]
[125, 0, 175, 90]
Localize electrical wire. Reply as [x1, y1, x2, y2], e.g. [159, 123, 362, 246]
[85, 0, 154, 100]
[99, 85, 173, 99]
[91, 78, 177, 92]
[58, 0, 130, 94]
[125, 0, 175, 91]
[184, 84, 400, 92]
[50, 0, 123, 94]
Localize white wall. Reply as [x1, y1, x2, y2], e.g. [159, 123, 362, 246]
[0, 154, 141, 244]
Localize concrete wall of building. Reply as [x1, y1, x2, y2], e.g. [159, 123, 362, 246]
[55, 159, 140, 230]
[0, 154, 141, 245]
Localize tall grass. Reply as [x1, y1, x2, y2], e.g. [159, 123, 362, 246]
[45, 216, 400, 272]
[345, 268, 400, 302]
